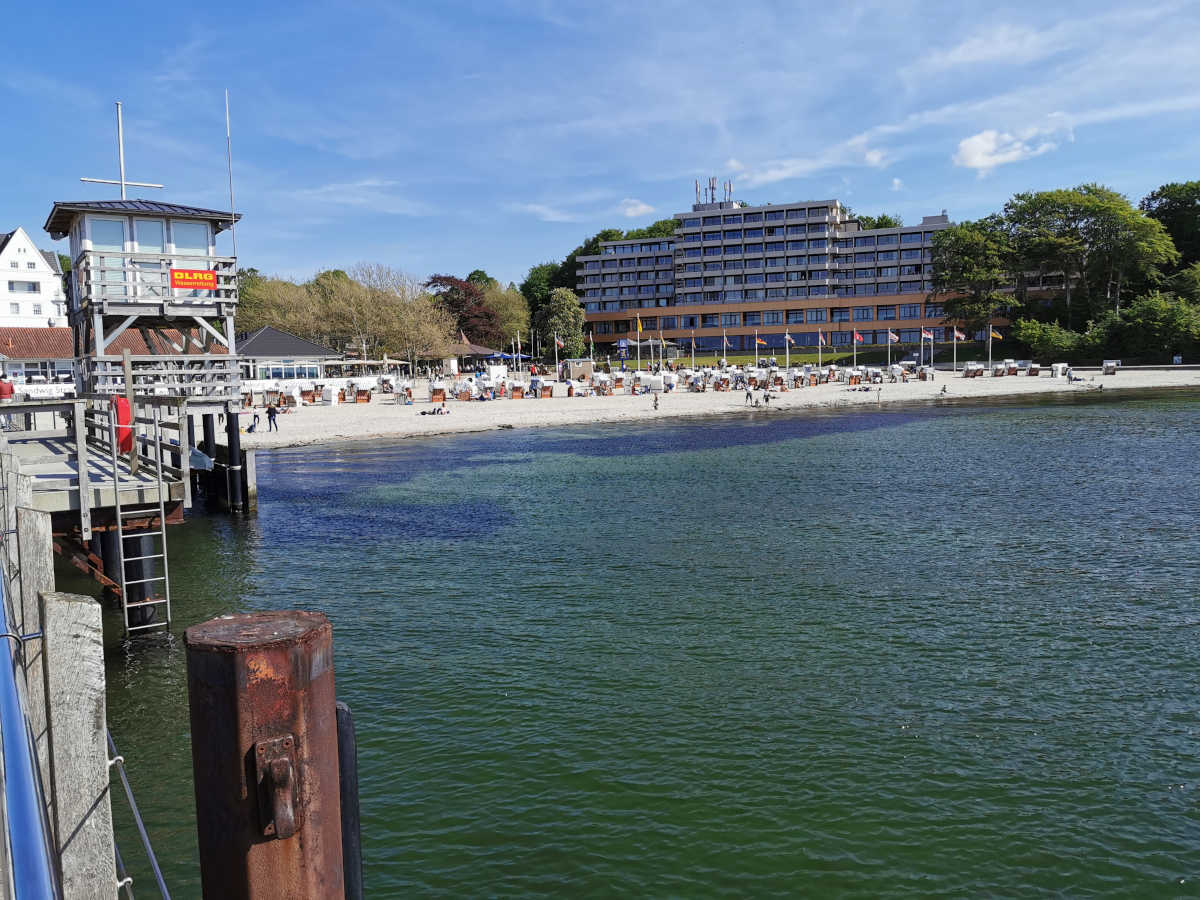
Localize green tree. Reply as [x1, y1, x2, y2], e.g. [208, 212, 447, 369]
[854, 213, 903, 230]
[466, 269, 499, 290]
[533, 287, 585, 359]
[519, 262, 557, 321]
[483, 283, 531, 346]
[929, 215, 1014, 333]
[1140, 180, 1200, 269]
[1108, 291, 1200, 359]
[1169, 262, 1200, 303]
[57, 252, 72, 273]
[1010, 318, 1082, 358]
[622, 218, 677, 239]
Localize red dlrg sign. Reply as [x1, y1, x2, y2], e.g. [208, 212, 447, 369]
[170, 269, 217, 290]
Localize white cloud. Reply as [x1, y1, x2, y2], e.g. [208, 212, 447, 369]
[726, 158, 745, 172]
[290, 178, 428, 215]
[508, 202, 579, 223]
[891, 177, 903, 191]
[618, 198, 655, 218]
[906, 24, 1065, 76]
[952, 120, 1072, 175]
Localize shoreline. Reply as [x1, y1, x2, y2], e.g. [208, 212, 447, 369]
[239, 370, 1200, 452]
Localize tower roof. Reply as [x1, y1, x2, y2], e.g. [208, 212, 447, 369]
[43, 199, 241, 239]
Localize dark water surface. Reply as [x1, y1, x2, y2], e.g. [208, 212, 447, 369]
[90, 392, 1200, 896]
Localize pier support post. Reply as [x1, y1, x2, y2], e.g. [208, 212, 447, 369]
[225, 406, 243, 513]
[185, 611, 344, 899]
[202, 414, 217, 501]
[40, 591, 117, 898]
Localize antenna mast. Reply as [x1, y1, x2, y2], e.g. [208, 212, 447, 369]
[80, 101, 165, 198]
[225, 89, 239, 258]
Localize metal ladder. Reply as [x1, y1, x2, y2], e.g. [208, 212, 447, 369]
[109, 406, 172, 636]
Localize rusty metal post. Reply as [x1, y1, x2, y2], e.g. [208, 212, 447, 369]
[185, 611, 344, 899]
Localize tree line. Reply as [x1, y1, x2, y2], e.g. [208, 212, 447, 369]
[931, 180, 1200, 362]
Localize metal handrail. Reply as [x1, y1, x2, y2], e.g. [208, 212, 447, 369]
[0, 560, 61, 897]
[107, 731, 170, 898]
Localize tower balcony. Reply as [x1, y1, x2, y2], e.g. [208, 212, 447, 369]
[71, 251, 238, 317]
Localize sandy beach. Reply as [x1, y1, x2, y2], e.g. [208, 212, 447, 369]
[239, 368, 1200, 450]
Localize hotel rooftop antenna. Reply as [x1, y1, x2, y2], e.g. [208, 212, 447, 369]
[80, 101, 165, 199]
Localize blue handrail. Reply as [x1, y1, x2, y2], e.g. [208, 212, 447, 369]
[0, 575, 62, 898]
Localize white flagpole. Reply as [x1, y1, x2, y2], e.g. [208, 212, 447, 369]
[554, 332, 559, 377]
[818, 330, 823, 368]
[691, 329, 695, 369]
[988, 319, 993, 373]
[953, 329, 957, 373]
[888, 333, 892, 368]
[785, 332, 790, 372]
[755, 329, 760, 367]
[637, 330, 641, 371]
[853, 332, 857, 368]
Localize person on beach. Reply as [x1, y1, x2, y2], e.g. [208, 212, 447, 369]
[653, 394, 659, 411]
[266, 404, 278, 432]
[745, 387, 753, 405]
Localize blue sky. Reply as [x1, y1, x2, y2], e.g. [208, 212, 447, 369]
[4, 0, 1198, 286]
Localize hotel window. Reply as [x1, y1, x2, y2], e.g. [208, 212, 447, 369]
[723, 230, 742, 240]
[585, 302, 600, 311]
[855, 252, 875, 262]
[899, 303, 921, 319]
[595, 322, 612, 334]
[831, 307, 850, 322]
[764, 310, 783, 324]
[703, 232, 721, 242]
[682, 217, 700, 227]
[703, 216, 721, 225]
[787, 226, 805, 236]
[787, 286, 807, 298]
[705, 262, 724, 271]
[765, 227, 784, 237]
[745, 289, 765, 299]
[766, 272, 786, 283]
[853, 306, 873, 320]
[854, 236, 876, 247]
[603, 260, 618, 268]
[787, 310, 805, 323]
[684, 249, 701, 258]
[925, 304, 944, 317]
[900, 232, 922, 243]
[723, 214, 742, 224]
[901, 249, 922, 259]
[744, 228, 763, 238]
[832, 331, 851, 345]
[809, 255, 828, 264]
[724, 245, 743, 256]
[681, 315, 698, 328]
[660, 316, 677, 329]
[7, 281, 40, 293]
[878, 266, 898, 277]
[725, 290, 744, 301]
[704, 247, 722, 256]
[854, 285, 876, 296]
[743, 212, 763, 223]
[702, 314, 719, 327]
[877, 305, 897, 320]
[807, 308, 826, 323]
[900, 329, 920, 343]
[808, 224, 827, 234]
[681, 233, 701, 243]
[614, 321, 629, 333]
[808, 207, 828, 217]
[786, 241, 806, 251]
[766, 288, 786, 298]
[834, 239, 853, 250]
[787, 271, 805, 282]
[620, 258, 637, 268]
[765, 257, 784, 267]
[877, 250, 897, 261]
[637, 257, 652, 266]
[809, 269, 828, 280]
[656, 255, 672, 264]
[723, 260, 742, 270]
[766, 211, 785, 221]
[786, 208, 805, 219]
[854, 269, 874, 279]
[765, 242, 785, 252]
[786, 255, 806, 266]
[877, 234, 899, 245]
[877, 283, 898, 295]
[8, 303, 18, 314]
[924, 233, 937, 243]
[744, 257, 763, 268]
[809, 285, 828, 296]
[744, 312, 761, 326]
[745, 274, 764, 284]
[808, 239, 827, 249]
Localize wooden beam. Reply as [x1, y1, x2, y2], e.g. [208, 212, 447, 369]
[40, 591, 117, 898]
[16, 504, 54, 793]
[98, 315, 137, 356]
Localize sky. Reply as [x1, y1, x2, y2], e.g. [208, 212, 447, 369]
[4, 0, 1198, 287]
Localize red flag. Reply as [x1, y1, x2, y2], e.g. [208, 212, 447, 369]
[555, 334, 564, 349]
[921, 328, 934, 340]
[954, 328, 966, 340]
[756, 337, 767, 346]
[853, 330, 864, 343]
[818, 330, 826, 346]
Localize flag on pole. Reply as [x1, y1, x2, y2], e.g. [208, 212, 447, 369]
[459, 329, 469, 345]
[954, 328, 966, 340]
[785, 332, 795, 344]
[554, 334, 564, 349]
[853, 330, 864, 343]
[756, 337, 767, 346]
[990, 328, 1003, 340]
[888, 330, 900, 343]
[818, 329, 826, 346]
[723, 336, 732, 348]
[921, 328, 934, 340]
[636, 315, 643, 333]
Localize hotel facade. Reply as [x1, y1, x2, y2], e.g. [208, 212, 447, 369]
[576, 197, 959, 356]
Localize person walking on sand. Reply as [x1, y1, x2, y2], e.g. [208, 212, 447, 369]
[266, 404, 278, 432]
[745, 386, 753, 405]
[653, 394, 659, 411]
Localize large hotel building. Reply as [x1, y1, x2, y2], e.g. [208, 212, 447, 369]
[577, 196, 956, 355]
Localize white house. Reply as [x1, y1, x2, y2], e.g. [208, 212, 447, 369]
[0, 227, 67, 327]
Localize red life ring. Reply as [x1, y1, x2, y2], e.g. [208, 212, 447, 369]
[110, 396, 133, 453]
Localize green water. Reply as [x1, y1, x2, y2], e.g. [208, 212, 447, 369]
[87, 392, 1200, 896]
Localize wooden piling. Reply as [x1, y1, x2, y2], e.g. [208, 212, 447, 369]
[40, 590, 117, 898]
[16, 505, 53, 789]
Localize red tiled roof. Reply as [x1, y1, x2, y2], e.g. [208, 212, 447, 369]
[0, 327, 229, 360]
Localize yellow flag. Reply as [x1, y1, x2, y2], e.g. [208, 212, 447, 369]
[636, 315, 643, 333]
[990, 329, 1003, 340]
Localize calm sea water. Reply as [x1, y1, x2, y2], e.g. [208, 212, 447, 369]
[86, 391, 1200, 897]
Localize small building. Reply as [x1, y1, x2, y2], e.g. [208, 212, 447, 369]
[0, 227, 68, 327]
[0, 327, 75, 382]
[236, 325, 341, 381]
